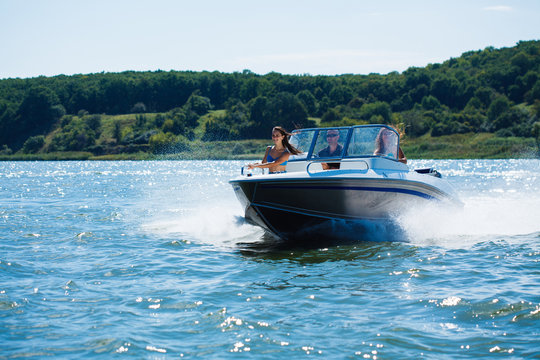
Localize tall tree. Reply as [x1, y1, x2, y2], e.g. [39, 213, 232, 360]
[11, 86, 62, 148]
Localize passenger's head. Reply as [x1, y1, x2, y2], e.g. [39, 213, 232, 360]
[374, 127, 398, 154]
[326, 129, 340, 144]
[272, 126, 301, 155]
[272, 126, 290, 145]
[379, 128, 394, 142]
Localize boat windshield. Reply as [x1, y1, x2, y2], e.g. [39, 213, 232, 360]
[312, 128, 348, 159]
[289, 129, 317, 160]
[347, 126, 399, 159]
[289, 125, 399, 161]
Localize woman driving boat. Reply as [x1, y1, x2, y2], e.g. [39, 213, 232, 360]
[247, 126, 301, 173]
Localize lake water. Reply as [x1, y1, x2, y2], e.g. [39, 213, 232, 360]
[1, 159, 539, 359]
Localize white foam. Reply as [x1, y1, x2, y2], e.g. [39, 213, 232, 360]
[397, 191, 540, 247]
[142, 203, 262, 248]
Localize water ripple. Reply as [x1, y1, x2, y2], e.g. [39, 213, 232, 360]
[0, 160, 539, 358]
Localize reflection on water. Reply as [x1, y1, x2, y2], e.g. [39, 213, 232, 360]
[237, 238, 418, 264]
[1, 160, 539, 359]
[237, 218, 408, 255]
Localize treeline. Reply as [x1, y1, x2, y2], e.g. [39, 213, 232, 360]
[1, 40, 540, 156]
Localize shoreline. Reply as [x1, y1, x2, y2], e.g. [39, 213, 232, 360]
[1, 133, 538, 161]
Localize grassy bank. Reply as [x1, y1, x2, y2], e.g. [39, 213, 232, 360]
[1, 133, 538, 161]
[401, 133, 539, 159]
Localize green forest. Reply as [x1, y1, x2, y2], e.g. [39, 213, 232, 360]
[1, 40, 540, 160]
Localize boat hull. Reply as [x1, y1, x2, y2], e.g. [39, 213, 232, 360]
[231, 175, 455, 241]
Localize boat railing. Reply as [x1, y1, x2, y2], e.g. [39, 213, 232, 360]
[240, 166, 268, 177]
[306, 158, 369, 175]
[239, 156, 408, 177]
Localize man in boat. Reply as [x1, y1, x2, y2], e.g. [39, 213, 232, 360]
[318, 129, 343, 170]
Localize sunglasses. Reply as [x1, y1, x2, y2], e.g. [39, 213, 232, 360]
[326, 133, 338, 138]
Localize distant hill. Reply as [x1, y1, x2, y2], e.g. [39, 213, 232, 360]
[0, 40, 539, 158]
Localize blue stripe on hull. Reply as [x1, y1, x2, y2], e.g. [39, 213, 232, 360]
[259, 184, 437, 200]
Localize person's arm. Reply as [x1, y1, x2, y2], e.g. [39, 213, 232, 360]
[398, 147, 407, 164]
[248, 147, 271, 169]
[317, 148, 329, 170]
[248, 152, 290, 169]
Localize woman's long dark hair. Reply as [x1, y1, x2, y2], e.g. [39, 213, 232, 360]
[273, 126, 301, 155]
[374, 128, 396, 155]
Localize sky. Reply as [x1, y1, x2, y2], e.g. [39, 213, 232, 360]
[1, 0, 539, 79]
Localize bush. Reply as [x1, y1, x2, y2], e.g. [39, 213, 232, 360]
[22, 135, 45, 153]
[495, 128, 514, 137]
[49, 117, 96, 151]
[359, 102, 392, 123]
[0, 144, 13, 155]
[51, 104, 66, 118]
[185, 94, 212, 116]
[202, 118, 232, 141]
[296, 90, 317, 115]
[401, 110, 430, 137]
[85, 114, 102, 132]
[131, 102, 147, 113]
[431, 121, 454, 137]
[149, 132, 178, 153]
[232, 143, 245, 155]
[487, 96, 510, 121]
[493, 106, 529, 131]
[421, 95, 441, 110]
[321, 108, 341, 123]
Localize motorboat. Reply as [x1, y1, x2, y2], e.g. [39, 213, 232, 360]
[230, 125, 460, 242]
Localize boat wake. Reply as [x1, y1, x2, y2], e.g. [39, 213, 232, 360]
[141, 203, 264, 249]
[397, 191, 540, 248]
[141, 166, 540, 251]
[141, 190, 540, 251]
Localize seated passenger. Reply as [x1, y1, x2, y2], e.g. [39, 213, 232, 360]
[374, 128, 407, 164]
[247, 126, 301, 173]
[318, 129, 343, 170]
